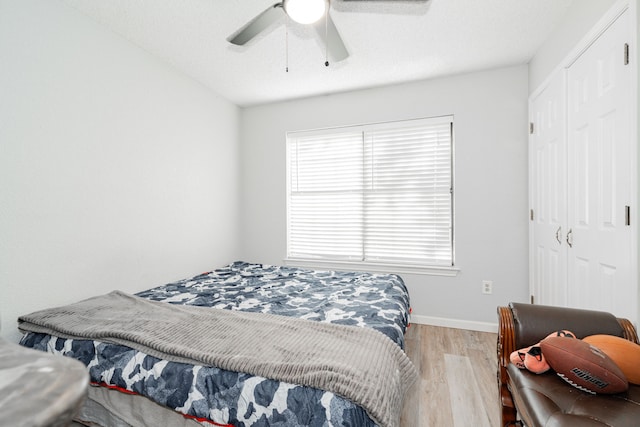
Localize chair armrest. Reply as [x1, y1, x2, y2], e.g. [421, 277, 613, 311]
[619, 318, 639, 343]
[497, 306, 517, 371]
[497, 306, 518, 426]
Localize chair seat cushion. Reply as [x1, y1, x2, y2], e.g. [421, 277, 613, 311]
[507, 363, 640, 427]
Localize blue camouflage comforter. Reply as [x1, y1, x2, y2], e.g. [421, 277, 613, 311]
[20, 261, 411, 426]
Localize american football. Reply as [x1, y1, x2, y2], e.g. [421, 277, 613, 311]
[540, 336, 628, 394]
[583, 334, 640, 385]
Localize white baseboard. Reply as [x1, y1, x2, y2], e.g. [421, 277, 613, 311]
[410, 314, 498, 334]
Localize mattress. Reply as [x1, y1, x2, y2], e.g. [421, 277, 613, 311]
[20, 261, 412, 427]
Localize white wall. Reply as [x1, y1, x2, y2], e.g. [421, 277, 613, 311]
[5, 0, 608, 337]
[528, 0, 618, 93]
[0, 0, 241, 342]
[239, 65, 530, 330]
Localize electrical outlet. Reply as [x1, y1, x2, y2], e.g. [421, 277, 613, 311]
[482, 280, 493, 295]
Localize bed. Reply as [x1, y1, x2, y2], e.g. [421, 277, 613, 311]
[18, 261, 415, 427]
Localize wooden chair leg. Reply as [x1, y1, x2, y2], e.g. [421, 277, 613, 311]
[500, 385, 517, 427]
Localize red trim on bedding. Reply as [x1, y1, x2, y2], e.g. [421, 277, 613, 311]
[182, 413, 233, 426]
[92, 381, 138, 395]
[90, 382, 233, 427]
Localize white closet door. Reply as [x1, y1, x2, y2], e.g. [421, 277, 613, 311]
[566, 10, 633, 318]
[529, 72, 567, 307]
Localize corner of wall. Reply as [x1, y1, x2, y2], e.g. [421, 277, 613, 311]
[528, 0, 619, 94]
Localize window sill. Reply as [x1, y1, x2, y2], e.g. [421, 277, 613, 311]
[283, 258, 460, 277]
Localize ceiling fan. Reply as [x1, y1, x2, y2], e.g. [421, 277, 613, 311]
[227, 0, 427, 64]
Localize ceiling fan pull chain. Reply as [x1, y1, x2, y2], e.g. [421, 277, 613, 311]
[285, 13, 289, 72]
[324, 1, 329, 67]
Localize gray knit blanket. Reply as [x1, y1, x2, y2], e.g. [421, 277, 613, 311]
[18, 291, 417, 427]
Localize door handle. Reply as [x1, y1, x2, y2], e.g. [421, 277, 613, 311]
[555, 226, 562, 245]
[566, 228, 573, 248]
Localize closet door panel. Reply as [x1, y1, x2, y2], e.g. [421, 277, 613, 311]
[566, 10, 633, 318]
[573, 127, 590, 228]
[529, 72, 567, 307]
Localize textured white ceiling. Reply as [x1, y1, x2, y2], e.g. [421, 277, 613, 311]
[60, 0, 573, 107]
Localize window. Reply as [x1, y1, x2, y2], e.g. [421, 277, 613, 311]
[286, 115, 454, 271]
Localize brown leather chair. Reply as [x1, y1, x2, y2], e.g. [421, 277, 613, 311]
[497, 302, 640, 427]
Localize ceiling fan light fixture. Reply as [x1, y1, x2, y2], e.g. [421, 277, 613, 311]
[284, 0, 327, 25]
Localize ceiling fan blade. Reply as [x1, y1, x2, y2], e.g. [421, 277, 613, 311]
[227, 3, 284, 46]
[314, 14, 349, 62]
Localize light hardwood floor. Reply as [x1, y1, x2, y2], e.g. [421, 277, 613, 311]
[401, 324, 499, 427]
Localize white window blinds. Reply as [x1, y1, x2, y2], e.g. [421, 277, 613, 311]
[287, 116, 453, 267]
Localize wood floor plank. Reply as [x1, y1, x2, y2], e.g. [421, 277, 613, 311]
[400, 325, 421, 427]
[445, 354, 491, 427]
[401, 324, 498, 427]
[419, 325, 453, 426]
[468, 332, 500, 427]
